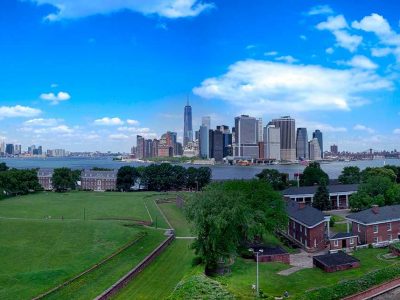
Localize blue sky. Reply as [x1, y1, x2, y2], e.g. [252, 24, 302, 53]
[0, 0, 399, 152]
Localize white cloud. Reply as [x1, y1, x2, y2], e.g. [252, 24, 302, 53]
[317, 15, 362, 52]
[0, 105, 41, 119]
[275, 55, 298, 64]
[246, 44, 256, 50]
[193, 59, 392, 114]
[307, 5, 333, 16]
[27, 0, 214, 21]
[352, 13, 400, 61]
[94, 117, 124, 126]
[297, 120, 347, 133]
[326, 47, 334, 54]
[40, 91, 71, 105]
[126, 119, 140, 125]
[394, 129, 400, 134]
[117, 126, 151, 133]
[264, 51, 278, 56]
[50, 83, 58, 88]
[299, 35, 307, 41]
[340, 55, 378, 70]
[23, 118, 61, 127]
[353, 124, 375, 134]
[109, 133, 129, 140]
[34, 125, 74, 134]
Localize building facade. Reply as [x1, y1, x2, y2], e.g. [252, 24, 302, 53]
[183, 100, 193, 148]
[81, 170, 117, 191]
[313, 130, 323, 159]
[37, 169, 54, 190]
[309, 138, 321, 161]
[296, 128, 308, 160]
[263, 125, 281, 161]
[234, 115, 259, 158]
[269, 116, 296, 162]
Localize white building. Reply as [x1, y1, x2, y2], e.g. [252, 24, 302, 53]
[264, 125, 281, 161]
[309, 138, 321, 161]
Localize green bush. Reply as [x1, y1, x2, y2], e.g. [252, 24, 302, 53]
[191, 256, 203, 267]
[301, 264, 400, 300]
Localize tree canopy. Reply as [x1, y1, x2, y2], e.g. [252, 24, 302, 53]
[0, 168, 41, 196]
[185, 180, 287, 273]
[0, 162, 9, 172]
[52, 168, 80, 192]
[312, 179, 331, 211]
[361, 167, 396, 183]
[256, 169, 289, 190]
[338, 166, 361, 184]
[300, 162, 329, 186]
[116, 166, 139, 191]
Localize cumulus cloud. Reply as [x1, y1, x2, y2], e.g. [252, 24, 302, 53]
[340, 55, 378, 70]
[23, 118, 62, 127]
[394, 129, 400, 134]
[264, 51, 278, 56]
[0, 105, 41, 119]
[40, 91, 71, 105]
[33, 125, 74, 134]
[317, 15, 362, 52]
[297, 120, 347, 133]
[307, 5, 333, 16]
[326, 47, 334, 54]
[275, 55, 298, 64]
[126, 119, 140, 125]
[94, 117, 124, 126]
[193, 59, 392, 114]
[352, 13, 400, 61]
[353, 124, 375, 134]
[26, 0, 214, 21]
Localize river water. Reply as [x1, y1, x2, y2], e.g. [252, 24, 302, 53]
[1, 157, 400, 180]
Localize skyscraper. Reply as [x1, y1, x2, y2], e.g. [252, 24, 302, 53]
[309, 138, 321, 161]
[263, 125, 281, 160]
[199, 125, 209, 159]
[202, 116, 211, 128]
[183, 98, 193, 147]
[330, 144, 338, 155]
[296, 128, 308, 160]
[270, 116, 296, 162]
[234, 115, 259, 158]
[257, 118, 263, 142]
[136, 135, 145, 159]
[313, 130, 323, 158]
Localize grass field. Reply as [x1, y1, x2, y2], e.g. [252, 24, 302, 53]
[0, 191, 170, 300]
[217, 248, 399, 299]
[158, 203, 192, 237]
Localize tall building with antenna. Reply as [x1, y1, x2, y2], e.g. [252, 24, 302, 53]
[183, 97, 193, 147]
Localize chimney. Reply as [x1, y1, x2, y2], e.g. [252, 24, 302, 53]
[298, 202, 306, 209]
[372, 205, 379, 214]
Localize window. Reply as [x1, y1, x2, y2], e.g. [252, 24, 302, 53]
[300, 226, 302, 233]
[350, 238, 354, 245]
[373, 237, 378, 244]
[387, 223, 392, 231]
[293, 221, 295, 229]
[314, 239, 317, 248]
[334, 240, 338, 246]
[358, 224, 361, 232]
[373, 225, 378, 233]
[388, 234, 392, 241]
[304, 228, 307, 236]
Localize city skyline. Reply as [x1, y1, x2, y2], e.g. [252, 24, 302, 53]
[1, 0, 400, 152]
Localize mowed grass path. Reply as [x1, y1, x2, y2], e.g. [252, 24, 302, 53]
[218, 248, 399, 299]
[113, 201, 195, 299]
[0, 192, 170, 300]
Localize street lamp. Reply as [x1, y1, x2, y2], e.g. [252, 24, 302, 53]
[249, 248, 264, 297]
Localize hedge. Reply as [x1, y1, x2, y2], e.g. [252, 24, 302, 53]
[300, 263, 400, 300]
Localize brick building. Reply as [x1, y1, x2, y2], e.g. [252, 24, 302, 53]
[282, 184, 358, 210]
[37, 168, 53, 190]
[346, 205, 400, 245]
[81, 170, 118, 191]
[329, 232, 358, 251]
[284, 201, 331, 252]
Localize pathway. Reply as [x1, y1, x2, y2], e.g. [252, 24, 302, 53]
[278, 249, 326, 276]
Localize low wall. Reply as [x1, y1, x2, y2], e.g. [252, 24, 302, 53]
[343, 277, 400, 300]
[258, 253, 290, 264]
[95, 234, 175, 300]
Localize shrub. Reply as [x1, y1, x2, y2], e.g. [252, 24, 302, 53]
[191, 256, 203, 267]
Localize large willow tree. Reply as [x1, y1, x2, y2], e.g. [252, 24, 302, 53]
[185, 180, 287, 274]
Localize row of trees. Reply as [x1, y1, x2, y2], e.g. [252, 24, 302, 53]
[338, 165, 400, 184]
[117, 164, 212, 192]
[185, 180, 287, 273]
[0, 165, 41, 198]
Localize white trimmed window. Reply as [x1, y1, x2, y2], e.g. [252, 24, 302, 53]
[300, 226, 302, 233]
[357, 224, 361, 232]
[373, 237, 378, 244]
[373, 225, 378, 233]
[388, 234, 392, 241]
[314, 239, 317, 248]
[334, 240, 338, 246]
[387, 223, 392, 231]
[350, 238, 354, 245]
[304, 228, 307, 236]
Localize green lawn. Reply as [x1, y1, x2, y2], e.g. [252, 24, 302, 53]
[217, 248, 399, 299]
[158, 203, 192, 237]
[0, 191, 170, 300]
[113, 240, 195, 300]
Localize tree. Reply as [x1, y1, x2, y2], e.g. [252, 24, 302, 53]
[196, 167, 212, 190]
[300, 162, 329, 186]
[256, 169, 289, 190]
[338, 166, 361, 184]
[117, 166, 138, 191]
[0, 162, 9, 172]
[385, 184, 400, 205]
[0, 169, 41, 196]
[185, 180, 287, 273]
[52, 168, 77, 192]
[384, 165, 400, 183]
[312, 180, 331, 210]
[361, 167, 396, 183]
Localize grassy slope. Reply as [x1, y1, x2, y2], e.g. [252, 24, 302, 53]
[0, 191, 169, 300]
[113, 201, 195, 299]
[0, 219, 141, 300]
[218, 248, 399, 299]
[45, 229, 165, 300]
